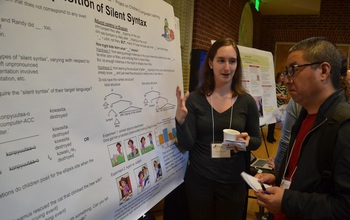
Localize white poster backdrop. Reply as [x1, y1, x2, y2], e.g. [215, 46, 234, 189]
[0, 0, 187, 220]
[238, 45, 277, 126]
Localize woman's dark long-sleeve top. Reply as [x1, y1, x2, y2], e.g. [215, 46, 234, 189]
[176, 90, 261, 184]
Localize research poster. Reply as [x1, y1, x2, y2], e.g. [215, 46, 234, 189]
[238, 45, 278, 126]
[0, 0, 187, 220]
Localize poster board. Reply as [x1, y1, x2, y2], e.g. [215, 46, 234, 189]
[238, 45, 278, 126]
[0, 0, 187, 219]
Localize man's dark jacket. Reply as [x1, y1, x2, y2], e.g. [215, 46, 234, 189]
[276, 90, 350, 220]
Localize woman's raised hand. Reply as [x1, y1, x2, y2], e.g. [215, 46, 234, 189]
[175, 86, 189, 125]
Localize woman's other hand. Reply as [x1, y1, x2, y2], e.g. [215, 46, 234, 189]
[175, 86, 189, 125]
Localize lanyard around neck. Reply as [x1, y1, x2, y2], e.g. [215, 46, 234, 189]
[210, 95, 235, 142]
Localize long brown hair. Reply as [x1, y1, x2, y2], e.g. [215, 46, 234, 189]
[198, 38, 246, 97]
[275, 72, 284, 84]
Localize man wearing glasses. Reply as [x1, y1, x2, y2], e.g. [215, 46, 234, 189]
[254, 37, 350, 219]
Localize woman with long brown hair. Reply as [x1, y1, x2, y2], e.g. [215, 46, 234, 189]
[175, 38, 261, 219]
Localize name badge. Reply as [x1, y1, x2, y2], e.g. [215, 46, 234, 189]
[211, 143, 231, 158]
[280, 179, 291, 190]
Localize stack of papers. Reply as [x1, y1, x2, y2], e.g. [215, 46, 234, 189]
[222, 140, 246, 151]
[240, 171, 271, 192]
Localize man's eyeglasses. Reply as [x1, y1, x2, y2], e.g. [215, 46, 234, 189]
[283, 61, 323, 78]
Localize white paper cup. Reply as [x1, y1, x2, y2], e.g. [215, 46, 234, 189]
[223, 129, 240, 141]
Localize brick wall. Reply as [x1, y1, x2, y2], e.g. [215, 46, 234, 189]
[192, 0, 350, 54]
[258, 0, 350, 54]
[192, 0, 246, 50]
